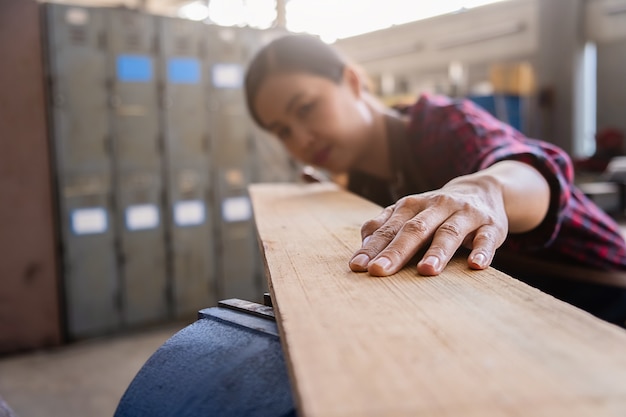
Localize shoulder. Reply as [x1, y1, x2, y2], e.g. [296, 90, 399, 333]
[410, 93, 480, 111]
[407, 93, 497, 127]
[409, 93, 453, 114]
[406, 94, 508, 142]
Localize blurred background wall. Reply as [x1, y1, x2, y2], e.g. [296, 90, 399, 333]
[0, 0, 63, 353]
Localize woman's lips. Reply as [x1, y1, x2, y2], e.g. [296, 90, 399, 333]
[312, 146, 331, 166]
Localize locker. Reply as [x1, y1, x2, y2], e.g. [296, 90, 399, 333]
[159, 16, 217, 318]
[107, 8, 168, 325]
[45, 4, 120, 338]
[206, 26, 261, 302]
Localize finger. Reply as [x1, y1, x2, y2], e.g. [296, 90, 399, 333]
[360, 205, 395, 240]
[301, 166, 325, 183]
[416, 215, 473, 276]
[301, 172, 321, 183]
[349, 218, 404, 272]
[367, 208, 449, 276]
[349, 204, 413, 272]
[467, 226, 501, 270]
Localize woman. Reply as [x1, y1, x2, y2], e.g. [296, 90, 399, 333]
[244, 34, 626, 327]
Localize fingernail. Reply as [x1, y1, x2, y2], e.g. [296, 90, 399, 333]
[371, 256, 392, 273]
[423, 256, 440, 271]
[351, 254, 370, 269]
[472, 253, 486, 268]
[362, 236, 371, 247]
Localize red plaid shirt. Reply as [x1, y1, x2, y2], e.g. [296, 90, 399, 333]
[350, 94, 626, 270]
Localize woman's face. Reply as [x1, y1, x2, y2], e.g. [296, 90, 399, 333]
[253, 69, 372, 173]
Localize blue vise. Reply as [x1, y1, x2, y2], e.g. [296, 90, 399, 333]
[115, 297, 297, 417]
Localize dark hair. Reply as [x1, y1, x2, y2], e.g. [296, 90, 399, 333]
[244, 34, 347, 128]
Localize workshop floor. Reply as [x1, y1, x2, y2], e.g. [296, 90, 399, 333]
[0, 320, 190, 417]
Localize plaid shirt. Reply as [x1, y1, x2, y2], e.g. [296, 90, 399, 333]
[350, 94, 626, 271]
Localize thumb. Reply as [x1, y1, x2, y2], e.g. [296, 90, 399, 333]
[301, 166, 327, 183]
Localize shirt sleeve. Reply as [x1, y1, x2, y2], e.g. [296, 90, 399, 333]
[479, 138, 572, 250]
[408, 94, 573, 250]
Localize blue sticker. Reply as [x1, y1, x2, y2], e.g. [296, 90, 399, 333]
[168, 58, 201, 84]
[117, 54, 153, 83]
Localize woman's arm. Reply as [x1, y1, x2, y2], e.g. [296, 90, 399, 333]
[349, 160, 551, 276]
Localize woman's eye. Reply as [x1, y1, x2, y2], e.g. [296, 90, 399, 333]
[297, 102, 315, 119]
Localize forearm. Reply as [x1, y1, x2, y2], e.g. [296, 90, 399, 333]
[445, 160, 550, 233]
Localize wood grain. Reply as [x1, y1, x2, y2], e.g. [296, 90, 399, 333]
[249, 182, 626, 417]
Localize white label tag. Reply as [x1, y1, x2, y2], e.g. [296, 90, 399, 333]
[174, 200, 206, 227]
[71, 207, 108, 235]
[125, 204, 160, 231]
[222, 196, 251, 222]
[212, 63, 243, 88]
[66, 8, 89, 25]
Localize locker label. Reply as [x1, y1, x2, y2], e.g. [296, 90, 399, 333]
[174, 200, 206, 227]
[168, 58, 201, 84]
[117, 55, 153, 83]
[211, 63, 242, 88]
[125, 204, 160, 231]
[65, 8, 89, 25]
[71, 207, 108, 235]
[222, 196, 251, 222]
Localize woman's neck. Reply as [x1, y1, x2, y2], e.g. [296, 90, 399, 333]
[351, 95, 406, 181]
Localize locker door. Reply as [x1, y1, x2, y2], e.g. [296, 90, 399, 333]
[206, 26, 261, 302]
[45, 4, 120, 338]
[159, 16, 216, 318]
[107, 9, 168, 326]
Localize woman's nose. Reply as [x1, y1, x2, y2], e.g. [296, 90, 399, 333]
[291, 125, 315, 150]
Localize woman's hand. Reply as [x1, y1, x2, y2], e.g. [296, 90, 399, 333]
[349, 160, 551, 276]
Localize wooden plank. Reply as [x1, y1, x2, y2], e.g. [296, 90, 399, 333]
[249, 182, 626, 417]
